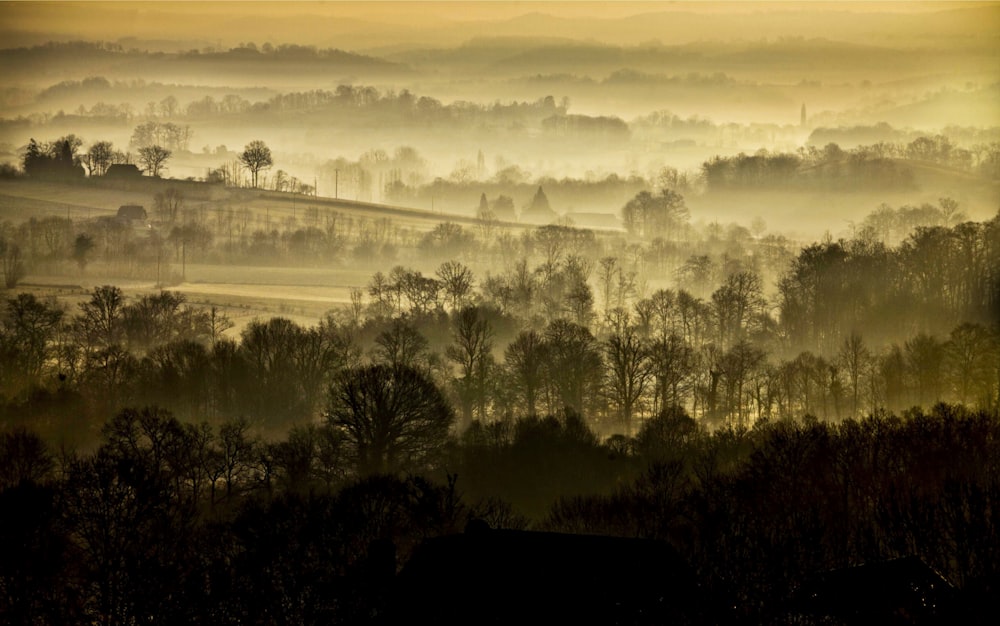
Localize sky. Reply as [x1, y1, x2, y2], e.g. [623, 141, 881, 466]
[2, 1, 995, 51]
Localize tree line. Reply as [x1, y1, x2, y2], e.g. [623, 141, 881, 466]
[2, 397, 996, 624]
[701, 136, 1000, 191]
[3, 214, 997, 448]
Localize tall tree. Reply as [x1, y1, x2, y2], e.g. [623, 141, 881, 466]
[84, 141, 114, 177]
[153, 187, 184, 224]
[239, 140, 273, 188]
[0, 293, 63, 394]
[372, 317, 432, 371]
[544, 319, 602, 416]
[621, 189, 689, 240]
[838, 332, 870, 419]
[504, 329, 547, 417]
[138, 145, 171, 177]
[602, 319, 652, 434]
[325, 364, 454, 475]
[446, 306, 495, 426]
[436, 260, 475, 312]
[711, 270, 766, 349]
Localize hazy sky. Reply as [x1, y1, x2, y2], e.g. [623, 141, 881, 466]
[3, 1, 995, 51]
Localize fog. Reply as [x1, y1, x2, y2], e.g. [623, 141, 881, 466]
[1, 2, 999, 625]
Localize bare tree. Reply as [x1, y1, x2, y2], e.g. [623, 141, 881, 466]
[138, 145, 171, 177]
[372, 318, 431, 371]
[603, 319, 652, 434]
[436, 260, 475, 311]
[239, 140, 273, 188]
[0, 237, 25, 288]
[838, 332, 870, 418]
[325, 364, 454, 475]
[446, 306, 495, 426]
[84, 141, 114, 177]
[504, 329, 547, 417]
[154, 187, 184, 224]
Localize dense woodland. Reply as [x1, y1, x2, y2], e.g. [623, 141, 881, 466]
[1, 190, 999, 623]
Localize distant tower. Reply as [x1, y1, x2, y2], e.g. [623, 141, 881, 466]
[800, 103, 807, 128]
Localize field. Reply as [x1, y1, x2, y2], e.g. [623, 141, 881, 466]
[0, 177, 528, 333]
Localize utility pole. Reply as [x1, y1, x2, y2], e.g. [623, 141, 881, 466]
[334, 169, 339, 199]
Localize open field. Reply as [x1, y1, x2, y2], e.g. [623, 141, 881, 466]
[0, 178, 536, 235]
[20, 262, 368, 337]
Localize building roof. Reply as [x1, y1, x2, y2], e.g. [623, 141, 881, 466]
[106, 163, 142, 178]
[116, 204, 147, 220]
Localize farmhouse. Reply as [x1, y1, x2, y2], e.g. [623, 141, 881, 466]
[116, 205, 148, 221]
[105, 163, 142, 179]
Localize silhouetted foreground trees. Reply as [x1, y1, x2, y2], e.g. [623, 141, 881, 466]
[1, 403, 997, 624]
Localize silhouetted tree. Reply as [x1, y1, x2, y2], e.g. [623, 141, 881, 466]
[137, 145, 171, 177]
[0, 293, 63, 395]
[0, 237, 25, 289]
[83, 140, 114, 177]
[436, 260, 474, 312]
[72, 233, 94, 271]
[372, 317, 432, 371]
[239, 140, 273, 188]
[621, 189, 689, 240]
[325, 364, 455, 475]
[447, 306, 495, 426]
[504, 329, 547, 417]
[153, 187, 184, 224]
[603, 316, 652, 434]
[544, 319, 602, 415]
[22, 135, 84, 179]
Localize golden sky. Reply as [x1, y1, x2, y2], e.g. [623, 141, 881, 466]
[3, 1, 993, 49]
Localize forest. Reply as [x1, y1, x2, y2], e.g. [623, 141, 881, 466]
[2, 2, 1000, 624]
[1, 200, 998, 623]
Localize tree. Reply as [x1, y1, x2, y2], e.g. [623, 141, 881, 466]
[325, 364, 455, 475]
[372, 317, 432, 371]
[0, 236, 25, 288]
[446, 306, 495, 426]
[711, 270, 766, 348]
[239, 140, 273, 188]
[621, 189, 689, 240]
[945, 323, 998, 407]
[647, 333, 695, 415]
[838, 332, 870, 418]
[904, 333, 945, 407]
[75, 285, 126, 351]
[0, 293, 63, 394]
[84, 141, 114, 177]
[138, 145, 171, 177]
[239, 317, 322, 423]
[603, 320, 652, 434]
[436, 260, 475, 311]
[72, 233, 95, 272]
[504, 329, 547, 417]
[21, 135, 84, 179]
[544, 319, 602, 415]
[158, 95, 179, 118]
[418, 222, 475, 260]
[167, 222, 212, 279]
[153, 187, 184, 224]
